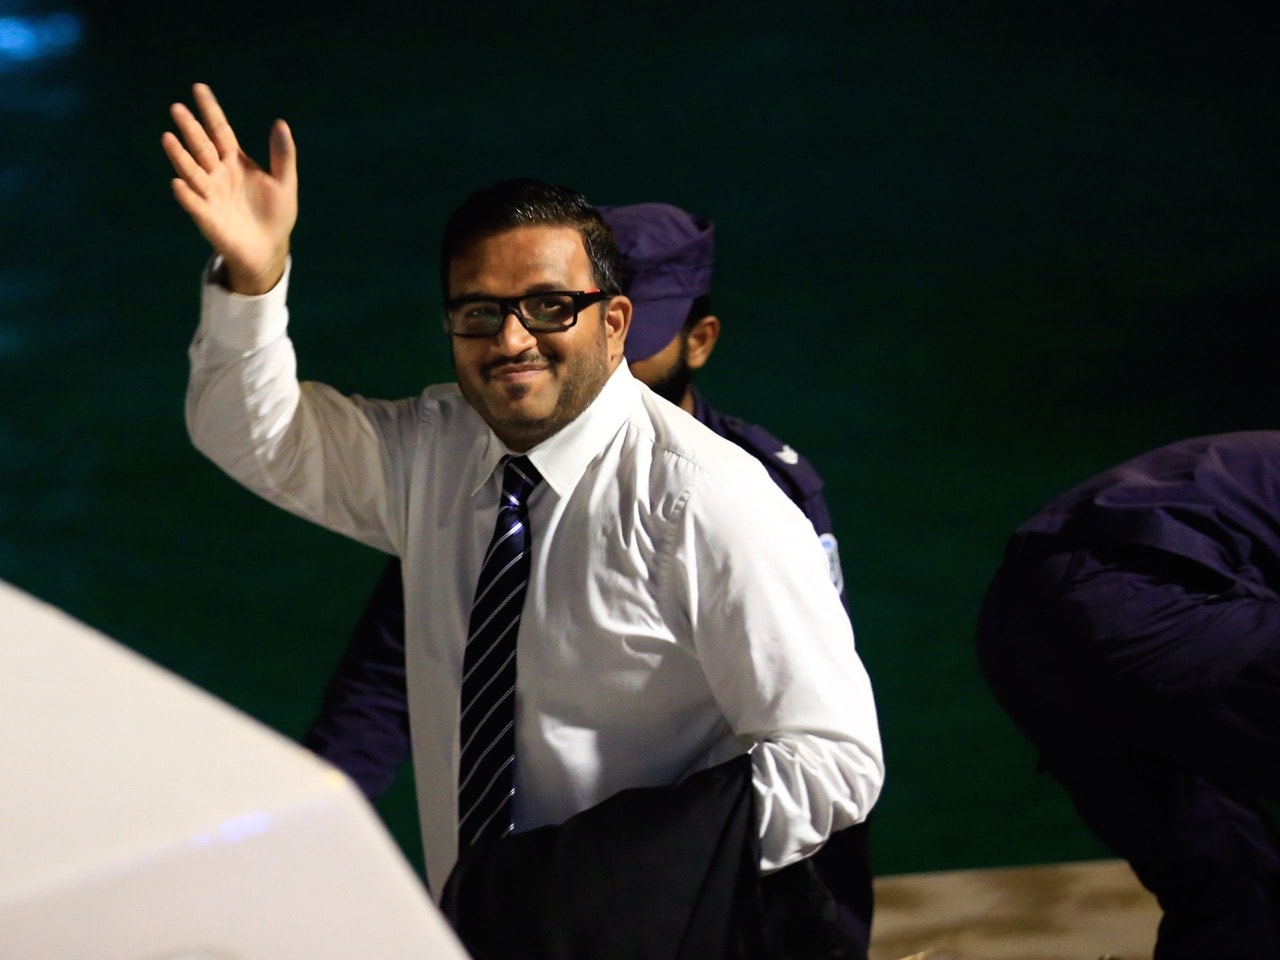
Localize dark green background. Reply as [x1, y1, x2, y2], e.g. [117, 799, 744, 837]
[3, 1, 1277, 880]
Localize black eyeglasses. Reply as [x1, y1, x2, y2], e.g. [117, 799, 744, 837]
[443, 289, 613, 338]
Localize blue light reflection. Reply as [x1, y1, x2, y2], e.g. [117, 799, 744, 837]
[192, 810, 273, 848]
[0, 12, 80, 68]
[219, 810, 272, 844]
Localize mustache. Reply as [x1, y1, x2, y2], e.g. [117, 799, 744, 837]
[482, 349, 558, 377]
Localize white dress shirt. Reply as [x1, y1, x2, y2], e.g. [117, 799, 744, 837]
[186, 261, 884, 894]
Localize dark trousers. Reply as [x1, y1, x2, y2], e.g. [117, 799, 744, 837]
[976, 535, 1280, 960]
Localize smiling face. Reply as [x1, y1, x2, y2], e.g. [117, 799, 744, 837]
[448, 224, 631, 451]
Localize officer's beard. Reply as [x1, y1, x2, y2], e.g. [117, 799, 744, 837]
[641, 336, 693, 407]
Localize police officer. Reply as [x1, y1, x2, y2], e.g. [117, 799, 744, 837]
[603, 202, 846, 600]
[976, 431, 1280, 960]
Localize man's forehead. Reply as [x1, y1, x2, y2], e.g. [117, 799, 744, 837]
[448, 224, 590, 294]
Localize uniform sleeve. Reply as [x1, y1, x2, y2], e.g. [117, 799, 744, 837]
[303, 557, 411, 799]
[185, 258, 413, 554]
[670, 458, 884, 872]
[717, 416, 847, 603]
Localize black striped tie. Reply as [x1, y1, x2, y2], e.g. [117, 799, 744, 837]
[458, 455, 542, 847]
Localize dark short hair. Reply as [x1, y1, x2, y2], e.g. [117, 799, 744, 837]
[439, 178, 623, 297]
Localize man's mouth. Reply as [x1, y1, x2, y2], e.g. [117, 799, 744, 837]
[490, 363, 547, 384]
[485, 354, 554, 383]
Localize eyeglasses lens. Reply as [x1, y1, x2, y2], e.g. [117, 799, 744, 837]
[446, 294, 579, 336]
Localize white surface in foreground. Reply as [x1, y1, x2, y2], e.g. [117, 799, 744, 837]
[0, 578, 469, 960]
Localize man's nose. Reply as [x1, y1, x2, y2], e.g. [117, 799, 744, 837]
[493, 309, 538, 353]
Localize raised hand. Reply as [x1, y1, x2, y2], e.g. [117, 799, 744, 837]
[162, 83, 297, 295]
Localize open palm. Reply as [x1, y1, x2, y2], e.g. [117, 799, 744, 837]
[162, 83, 297, 295]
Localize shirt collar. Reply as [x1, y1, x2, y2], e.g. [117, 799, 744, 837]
[468, 363, 640, 499]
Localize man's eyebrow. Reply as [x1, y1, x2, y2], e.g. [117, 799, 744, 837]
[449, 281, 569, 300]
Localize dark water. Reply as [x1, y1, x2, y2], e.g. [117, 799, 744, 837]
[3, 0, 1278, 879]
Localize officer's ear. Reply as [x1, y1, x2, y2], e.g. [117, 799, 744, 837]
[685, 315, 720, 371]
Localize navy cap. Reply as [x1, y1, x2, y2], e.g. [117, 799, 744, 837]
[597, 203, 715, 363]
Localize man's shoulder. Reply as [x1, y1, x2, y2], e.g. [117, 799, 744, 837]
[633, 389, 760, 473]
[621, 390, 787, 517]
[695, 397, 826, 501]
[351, 382, 478, 439]
[402, 383, 472, 422]
[353, 382, 464, 409]
[420, 382, 466, 408]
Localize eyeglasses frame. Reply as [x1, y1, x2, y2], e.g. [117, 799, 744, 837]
[442, 288, 615, 338]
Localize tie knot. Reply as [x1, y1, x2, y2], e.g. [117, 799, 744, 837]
[501, 455, 542, 505]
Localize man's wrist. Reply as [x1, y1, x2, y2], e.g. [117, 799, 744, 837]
[218, 250, 289, 296]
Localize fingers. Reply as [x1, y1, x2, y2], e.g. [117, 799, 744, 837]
[168, 100, 223, 177]
[161, 81, 301, 273]
[170, 177, 212, 229]
[166, 84, 242, 175]
[191, 82, 242, 161]
[268, 119, 297, 187]
[160, 129, 212, 195]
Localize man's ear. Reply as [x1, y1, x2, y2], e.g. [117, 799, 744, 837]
[605, 295, 632, 366]
[685, 315, 720, 371]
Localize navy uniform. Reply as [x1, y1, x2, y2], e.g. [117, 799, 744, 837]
[694, 389, 845, 602]
[976, 431, 1280, 960]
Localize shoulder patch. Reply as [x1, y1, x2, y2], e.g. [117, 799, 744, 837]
[819, 533, 844, 594]
[719, 416, 825, 499]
